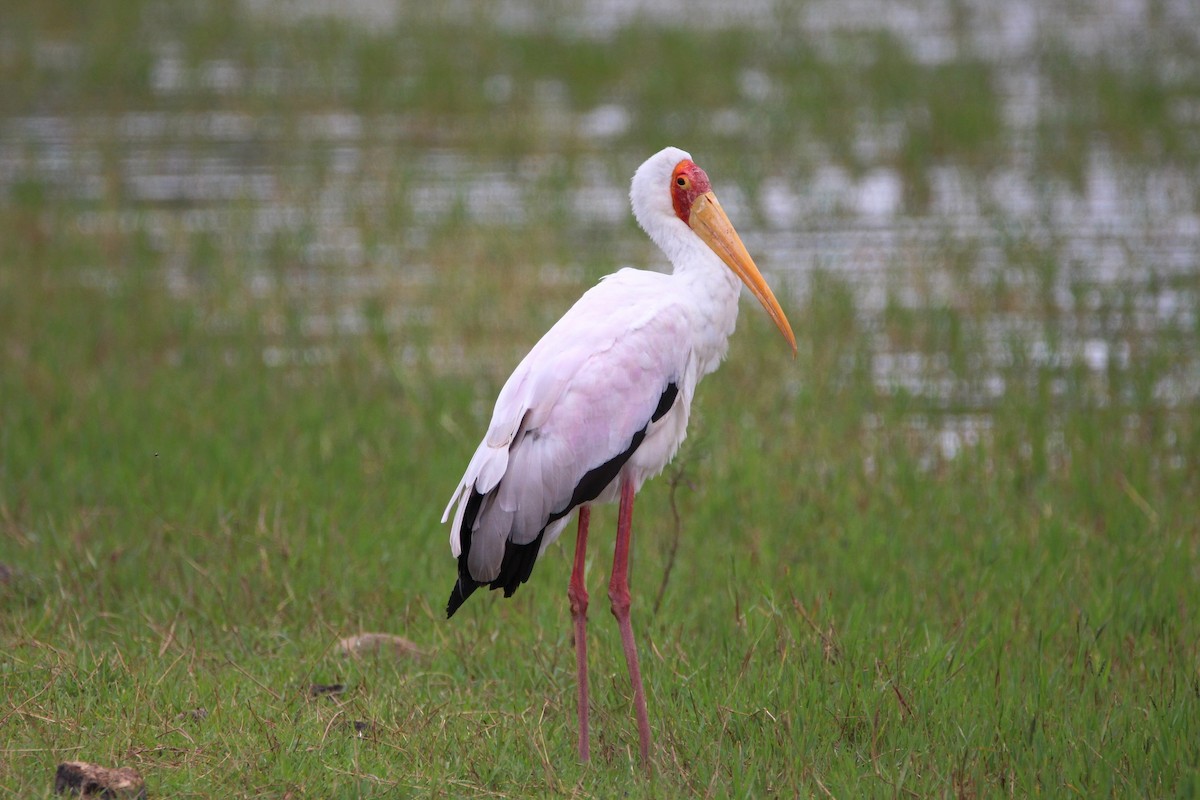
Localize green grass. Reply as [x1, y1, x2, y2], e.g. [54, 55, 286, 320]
[2, 1, 1200, 797]
[2, 202, 1197, 797]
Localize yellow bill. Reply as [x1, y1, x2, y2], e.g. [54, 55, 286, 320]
[689, 191, 797, 354]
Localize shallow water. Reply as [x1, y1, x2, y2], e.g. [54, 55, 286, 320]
[2, 0, 1197, 464]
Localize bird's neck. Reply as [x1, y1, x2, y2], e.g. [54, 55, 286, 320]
[669, 237, 742, 377]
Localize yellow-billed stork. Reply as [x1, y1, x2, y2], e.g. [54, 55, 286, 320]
[442, 146, 796, 765]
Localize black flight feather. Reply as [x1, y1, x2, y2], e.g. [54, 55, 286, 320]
[445, 380, 678, 616]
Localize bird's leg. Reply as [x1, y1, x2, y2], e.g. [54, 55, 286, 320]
[609, 478, 652, 766]
[568, 505, 591, 762]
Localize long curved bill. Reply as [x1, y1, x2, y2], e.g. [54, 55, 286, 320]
[689, 191, 797, 354]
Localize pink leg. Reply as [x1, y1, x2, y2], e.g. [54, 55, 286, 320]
[609, 478, 652, 766]
[568, 506, 591, 762]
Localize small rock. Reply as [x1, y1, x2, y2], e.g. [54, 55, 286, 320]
[336, 632, 425, 659]
[54, 761, 146, 799]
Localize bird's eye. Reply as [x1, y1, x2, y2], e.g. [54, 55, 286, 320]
[675, 176, 687, 187]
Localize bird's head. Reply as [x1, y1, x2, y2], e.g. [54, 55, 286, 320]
[631, 147, 797, 354]
[669, 160, 712, 225]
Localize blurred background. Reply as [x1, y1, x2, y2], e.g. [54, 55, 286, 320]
[3, 0, 1196, 438]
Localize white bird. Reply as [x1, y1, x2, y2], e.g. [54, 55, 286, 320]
[441, 146, 795, 765]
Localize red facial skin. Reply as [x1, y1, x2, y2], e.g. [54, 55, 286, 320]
[670, 159, 713, 225]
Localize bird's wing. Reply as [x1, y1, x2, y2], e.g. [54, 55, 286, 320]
[443, 269, 692, 608]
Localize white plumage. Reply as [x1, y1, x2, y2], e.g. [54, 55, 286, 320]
[442, 269, 694, 573]
[440, 146, 795, 764]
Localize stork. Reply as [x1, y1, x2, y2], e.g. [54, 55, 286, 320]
[442, 146, 796, 765]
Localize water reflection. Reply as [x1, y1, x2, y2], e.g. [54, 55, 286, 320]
[2, 0, 1197, 470]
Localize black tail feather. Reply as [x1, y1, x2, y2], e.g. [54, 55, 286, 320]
[445, 383, 672, 617]
[492, 532, 545, 598]
[446, 574, 478, 618]
[446, 488, 484, 618]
